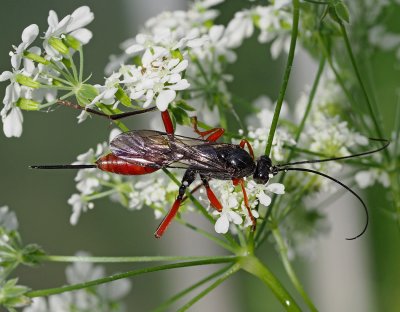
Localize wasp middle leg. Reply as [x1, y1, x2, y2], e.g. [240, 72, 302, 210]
[155, 169, 196, 238]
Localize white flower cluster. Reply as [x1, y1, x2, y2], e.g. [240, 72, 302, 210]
[225, 1, 292, 58]
[67, 129, 181, 225]
[23, 252, 131, 312]
[1, 6, 94, 137]
[199, 179, 285, 234]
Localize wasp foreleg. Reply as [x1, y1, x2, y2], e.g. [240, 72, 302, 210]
[232, 178, 256, 231]
[200, 175, 223, 212]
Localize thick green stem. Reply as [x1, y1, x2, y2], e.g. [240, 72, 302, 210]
[264, 0, 300, 156]
[255, 56, 325, 247]
[37, 255, 234, 263]
[240, 256, 301, 311]
[177, 263, 241, 311]
[26, 256, 238, 298]
[273, 228, 318, 312]
[154, 264, 236, 312]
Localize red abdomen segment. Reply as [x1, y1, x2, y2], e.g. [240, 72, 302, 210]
[96, 153, 160, 175]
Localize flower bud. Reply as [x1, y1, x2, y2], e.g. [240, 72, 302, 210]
[23, 51, 49, 65]
[64, 34, 81, 50]
[48, 37, 69, 54]
[15, 74, 40, 89]
[16, 98, 40, 111]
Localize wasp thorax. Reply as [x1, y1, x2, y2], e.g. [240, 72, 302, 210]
[253, 155, 278, 184]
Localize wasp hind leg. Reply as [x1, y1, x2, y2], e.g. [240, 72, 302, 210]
[191, 117, 225, 142]
[154, 169, 196, 238]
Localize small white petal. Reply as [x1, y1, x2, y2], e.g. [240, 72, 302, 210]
[209, 25, 224, 42]
[69, 28, 92, 44]
[0, 71, 13, 81]
[109, 128, 122, 142]
[171, 60, 188, 73]
[3, 107, 23, 137]
[266, 183, 285, 194]
[156, 90, 175, 111]
[66, 6, 94, 33]
[167, 58, 180, 70]
[47, 10, 59, 29]
[258, 191, 272, 206]
[355, 171, 373, 189]
[228, 211, 243, 225]
[21, 24, 39, 45]
[215, 214, 229, 234]
[125, 44, 144, 54]
[168, 79, 190, 90]
[168, 73, 181, 84]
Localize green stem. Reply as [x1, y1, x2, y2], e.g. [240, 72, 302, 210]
[177, 263, 241, 311]
[36, 255, 235, 263]
[79, 47, 84, 82]
[176, 218, 237, 253]
[26, 256, 239, 298]
[38, 91, 75, 110]
[317, 33, 371, 134]
[255, 55, 325, 247]
[389, 171, 400, 229]
[153, 265, 236, 312]
[83, 189, 117, 201]
[339, 22, 384, 140]
[264, 0, 300, 156]
[240, 256, 301, 311]
[273, 228, 318, 312]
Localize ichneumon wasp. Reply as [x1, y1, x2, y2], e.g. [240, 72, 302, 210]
[31, 101, 390, 239]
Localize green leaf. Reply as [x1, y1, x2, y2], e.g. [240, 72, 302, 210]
[169, 106, 191, 126]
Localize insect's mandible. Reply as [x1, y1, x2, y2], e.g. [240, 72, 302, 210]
[31, 101, 390, 240]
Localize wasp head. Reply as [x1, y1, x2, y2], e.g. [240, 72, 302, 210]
[253, 155, 279, 184]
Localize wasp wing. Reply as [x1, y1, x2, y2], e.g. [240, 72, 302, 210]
[110, 130, 229, 172]
[110, 130, 180, 168]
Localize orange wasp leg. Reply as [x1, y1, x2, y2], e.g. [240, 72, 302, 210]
[200, 175, 223, 212]
[232, 178, 256, 231]
[155, 169, 196, 238]
[192, 116, 225, 142]
[239, 139, 255, 160]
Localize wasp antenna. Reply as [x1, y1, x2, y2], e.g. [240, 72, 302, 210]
[57, 100, 157, 120]
[279, 167, 368, 240]
[277, 138, 390, 168]
[30, 164, 97, 170]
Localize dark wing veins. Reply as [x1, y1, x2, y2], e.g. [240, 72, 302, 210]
[110, 130, 231, 173]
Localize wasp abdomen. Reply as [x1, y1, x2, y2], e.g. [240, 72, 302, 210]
[96, 153, 159, 175]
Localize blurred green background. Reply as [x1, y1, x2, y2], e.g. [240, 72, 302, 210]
[0, 1, 399, 311]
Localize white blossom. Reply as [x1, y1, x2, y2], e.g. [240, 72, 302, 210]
[0, 206, 18, 231]
[43, 6, 94, 57]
